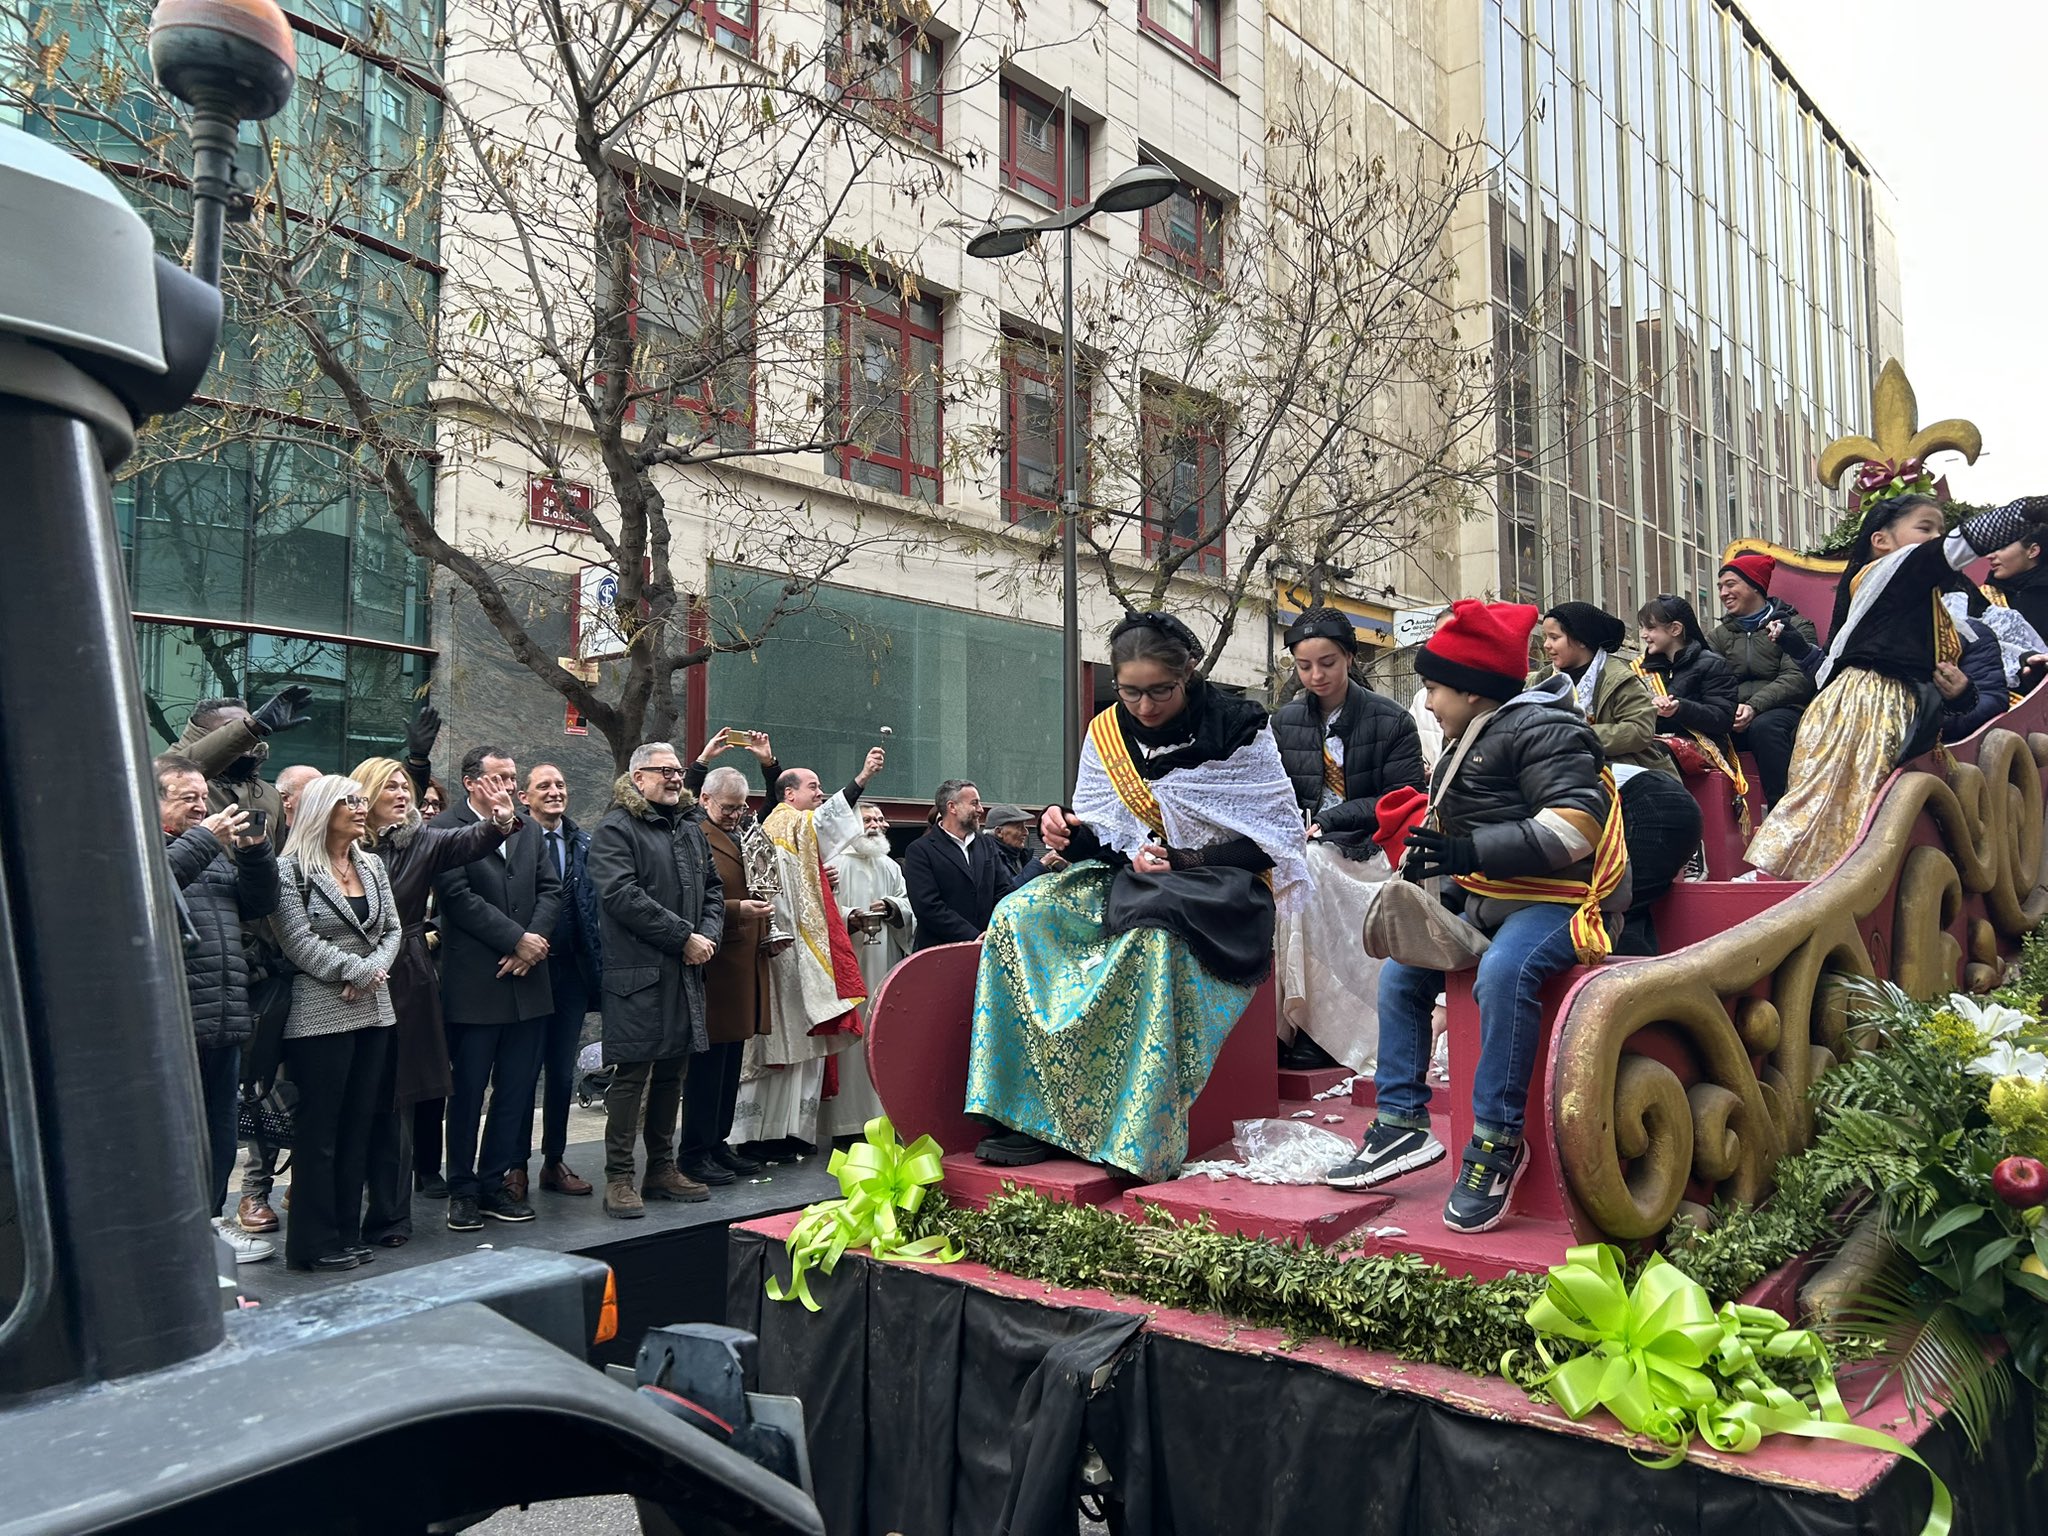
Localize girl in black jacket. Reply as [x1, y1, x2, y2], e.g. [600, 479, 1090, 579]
[1636, 595, 1738, 738]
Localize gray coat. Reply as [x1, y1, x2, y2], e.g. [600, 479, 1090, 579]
[588, 776, 725, 1065]
[430, 801, 563, 1026]
[164, 825, 279, 1050]
[274, 847, 402, 1039]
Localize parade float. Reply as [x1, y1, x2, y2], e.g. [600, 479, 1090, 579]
[730, 363, 2048, 1534]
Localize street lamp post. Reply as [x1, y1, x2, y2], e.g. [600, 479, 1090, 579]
[968, 91, 1177, 797]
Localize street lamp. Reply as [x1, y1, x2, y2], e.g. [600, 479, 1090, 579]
[967, 92, 1177, 797]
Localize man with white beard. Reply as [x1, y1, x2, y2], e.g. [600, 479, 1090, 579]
[824, 803, 915, 1137]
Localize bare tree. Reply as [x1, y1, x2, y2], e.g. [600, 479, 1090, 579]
[4, 0, 1019, 770]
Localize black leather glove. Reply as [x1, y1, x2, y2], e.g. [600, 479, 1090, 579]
[250, 684, 314, 737]
[404, 699, 442, 762]
[1402, 827, 1478, 882]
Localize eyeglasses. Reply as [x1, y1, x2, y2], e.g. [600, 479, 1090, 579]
[640, 766, 686, 781]
[342, 795, 369, 809]
[1114, 682, 1185, 705]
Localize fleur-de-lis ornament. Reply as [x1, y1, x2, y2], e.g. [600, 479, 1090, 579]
[1817, 358, 1981, 510]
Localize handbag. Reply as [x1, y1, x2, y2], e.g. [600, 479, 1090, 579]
[1359, 718, 1493, 973]
[237, 1078, 296, 1151]
[1659, 734, 1711, 776]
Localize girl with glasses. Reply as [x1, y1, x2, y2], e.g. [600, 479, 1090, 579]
[967, 611, 1309, 1180]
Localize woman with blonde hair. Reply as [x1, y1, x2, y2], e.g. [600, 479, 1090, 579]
[274, 774, 403, 1271]
[351, 754, 519, 1245]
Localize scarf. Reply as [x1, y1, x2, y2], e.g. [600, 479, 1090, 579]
[1569, 649, 1607, 717]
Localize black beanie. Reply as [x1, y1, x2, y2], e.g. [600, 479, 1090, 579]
[1545, 601, 1627, 655]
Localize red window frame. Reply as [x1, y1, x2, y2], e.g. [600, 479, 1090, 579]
[1141, 393, 1227, 578]
[999, 82, 1088, 209]
[830, 3, 943, 149]
[1000, 337, 1089, 526]
[827, 263, 944, 503]
[625, 183, 757, 443]
[1140, 178, 1227, 285]
[1139, 0, 1222, 75]
[673, 0, 757, 55]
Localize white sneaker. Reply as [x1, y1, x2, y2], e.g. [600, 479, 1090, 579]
[214, 1216, 275, 1264]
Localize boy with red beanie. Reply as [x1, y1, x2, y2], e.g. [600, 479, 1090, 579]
[1708, 553, 1817, 807]
[1325, 599, 1627, 1233]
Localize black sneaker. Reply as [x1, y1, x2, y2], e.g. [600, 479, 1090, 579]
[478, 1188, 537, 1223]
[680, 1153, 737, 1187]
[446, 1195, 483, 1231]
[1441, 1136, 1530, 1233]
[716, 1146, 765, 1177]
[1324, 1121, 1447, 1189]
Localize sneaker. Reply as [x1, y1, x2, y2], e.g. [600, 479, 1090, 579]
[446, 1195, 483, 1231]
[1324, 1121, 1447, 1189]
[642, 1166, 711, 1203]
[1442, 1136, 1530, 1234]
[680, 1153, 737, 1187]
[478, 1188, 537, 1223]
[214, 1217, 275, 1265]
[605, 1179, 646, 1219]
[716, 1146, 765, 1177]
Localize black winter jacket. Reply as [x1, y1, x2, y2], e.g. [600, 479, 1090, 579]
[588, 777, 725, 1064]
[164, 825, 280, 1049]
[1639, 641, 1739, 738]
[1273, 681, 1426, 859]
[1429, 676, 1628, 931]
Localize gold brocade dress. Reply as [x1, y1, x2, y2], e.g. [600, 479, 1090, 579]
[1744, 591, 1959, 881]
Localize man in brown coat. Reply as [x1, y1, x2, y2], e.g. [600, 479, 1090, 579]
[681, 765, 783, 1186]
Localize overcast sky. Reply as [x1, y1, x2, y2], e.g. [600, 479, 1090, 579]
[1739, 0, 2045, 504]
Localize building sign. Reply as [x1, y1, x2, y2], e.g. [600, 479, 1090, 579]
[1272, 582, 1394, 649]
[576, 566, 629, 659]
[1394, 606, 1449, 647]
[529, 476, 592, 531]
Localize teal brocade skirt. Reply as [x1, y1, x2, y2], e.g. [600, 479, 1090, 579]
[964, 862, 1256, 1182]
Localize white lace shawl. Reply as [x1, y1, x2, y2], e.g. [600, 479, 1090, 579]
[1572, 647, 1607, 716]
[1948, 593, 2046, 688]
[1072, 722, 1312, 916]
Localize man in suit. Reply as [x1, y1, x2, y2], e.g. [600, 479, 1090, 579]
[508, 762, 602, 1201]
[903, 779, 1020, 950]
[432, 743, 562, 1231]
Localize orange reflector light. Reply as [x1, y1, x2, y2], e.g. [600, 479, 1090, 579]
[594, 1266, 619, 1345]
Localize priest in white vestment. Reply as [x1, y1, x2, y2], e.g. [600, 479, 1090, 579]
[823, 802, 916, 1136]
[730, 749, 884, 1151]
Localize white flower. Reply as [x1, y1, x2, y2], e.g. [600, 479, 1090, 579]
[1948, 994, 2033, 1042]
[1966, 1040, 2048, 1081]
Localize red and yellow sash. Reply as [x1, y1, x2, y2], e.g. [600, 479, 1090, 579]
[1089, 706, 1164, 837]
[1453, 767, 1628, 965]
[1322, 743, 1345, 801]
[1634, 661, 1752, 834]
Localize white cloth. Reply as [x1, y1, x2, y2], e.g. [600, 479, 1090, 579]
[822, 835, 916, 1137]
[1571, 648, 1607, 716]
[1950, 592, 2046, 688]
[729, 1057, 824, 1148]
[1071, 722, 1312, 915]
[1276, 840, 1391, 1072]
[1409, 685, 1445, 770]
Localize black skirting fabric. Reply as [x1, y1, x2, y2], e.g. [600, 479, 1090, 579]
[728, 1230, 2048, 1536]
[1102, 865, 1276, 985]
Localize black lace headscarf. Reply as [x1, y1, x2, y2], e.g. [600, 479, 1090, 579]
[1106, 611, 1267, 777]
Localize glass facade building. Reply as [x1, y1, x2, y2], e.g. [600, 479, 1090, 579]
[13, 3, 440, 770]
[1483, 0, 1887, 619]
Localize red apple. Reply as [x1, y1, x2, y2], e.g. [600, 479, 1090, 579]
[1991, 1156, 2048, 1208]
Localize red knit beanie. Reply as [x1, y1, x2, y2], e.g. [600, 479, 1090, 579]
[1721, 552, 1776, 597]
[1414, 599, 1539, 702]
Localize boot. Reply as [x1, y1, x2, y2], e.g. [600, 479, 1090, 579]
[642, 1165, 711, 1203]
[604, 1179, 646, 1220]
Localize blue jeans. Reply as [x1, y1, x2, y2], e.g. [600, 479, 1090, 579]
[1373, 901, 1580, 1142]
[195, 1042, 242, 1217]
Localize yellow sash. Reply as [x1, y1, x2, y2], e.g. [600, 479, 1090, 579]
[1088, 706, 1164, 836]
[1454, 768, 1628, 965]
[1634, 660, 1752, 835]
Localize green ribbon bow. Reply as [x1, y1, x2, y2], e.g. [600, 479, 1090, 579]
[1508, 1245, 1951, 1536]
[765, 1115, 962, 1311]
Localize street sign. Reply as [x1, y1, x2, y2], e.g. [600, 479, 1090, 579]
[577, 565, 628, 659]
[1394, 606, 1447, 647]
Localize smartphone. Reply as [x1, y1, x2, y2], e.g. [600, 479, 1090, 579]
[246, 808, 268, 839]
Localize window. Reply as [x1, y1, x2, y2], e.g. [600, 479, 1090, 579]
[1142, 390, 1227, 577]
[1140, 178, 1226, 284]
[1000, 337, 1089, 527]
[673, 0, 757, 54]
[1139, 0, 1221, 73]
[1000, 83, 1088, 209]
[826, 264, 944, 502]
[628, 184, 757, 447]
[829, 2, 943, 149]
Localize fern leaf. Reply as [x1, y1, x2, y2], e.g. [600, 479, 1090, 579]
[1826, 1262, 2014, 1460]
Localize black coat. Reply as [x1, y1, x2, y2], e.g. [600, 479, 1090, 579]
[430, 801, 563, 1025]
[164, 825, 279, 1049]
[1988, 565, 2048, 643]
[1432, 681, 1615, 888]
[1272, 681, 1426, 858]
[588, 777, 725, 1064]
[904, 825, 1017, 949]
[1640, 641, 1739, 738]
